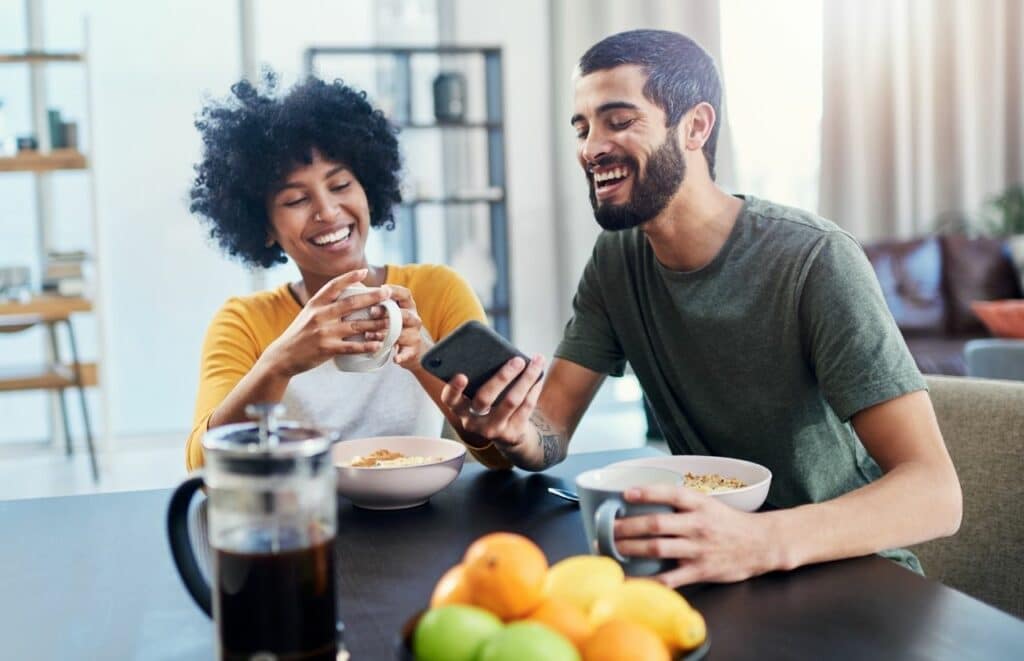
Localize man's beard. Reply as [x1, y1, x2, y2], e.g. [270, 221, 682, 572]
[588, 134, 685, 231]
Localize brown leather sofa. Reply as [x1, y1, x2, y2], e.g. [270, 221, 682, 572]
[863, 235, 1023, 375]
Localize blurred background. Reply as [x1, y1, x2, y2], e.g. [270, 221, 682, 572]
[1, 0, 1021, 499]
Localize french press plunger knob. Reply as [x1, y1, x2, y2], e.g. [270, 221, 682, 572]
[244, 402, 285, 447]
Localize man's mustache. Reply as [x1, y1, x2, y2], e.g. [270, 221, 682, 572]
[586, 155, 636, 173]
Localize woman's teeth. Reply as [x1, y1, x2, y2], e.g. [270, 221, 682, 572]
[312, 227, 351, 246]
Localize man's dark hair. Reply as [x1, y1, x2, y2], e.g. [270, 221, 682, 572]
[190, 72, 402, 268]
[578, 29, 722, 180]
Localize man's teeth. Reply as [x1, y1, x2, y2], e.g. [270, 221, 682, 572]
[594, 167, 628, 184]
[312, 227, 352, 246]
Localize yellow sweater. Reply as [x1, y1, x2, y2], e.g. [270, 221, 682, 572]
[186, 264, 509, 470]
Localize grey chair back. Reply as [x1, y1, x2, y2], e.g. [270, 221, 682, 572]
[912, 376, 1024, 617]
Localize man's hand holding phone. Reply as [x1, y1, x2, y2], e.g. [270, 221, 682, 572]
[422, 321, 548, 464]
[439, 353, 547, 458]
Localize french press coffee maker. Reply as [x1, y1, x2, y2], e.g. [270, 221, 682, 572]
[167, 404, 342, 660]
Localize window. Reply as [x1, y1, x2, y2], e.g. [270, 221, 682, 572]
[720, 0, 823, 213]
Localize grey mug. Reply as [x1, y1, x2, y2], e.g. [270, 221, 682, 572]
[575, 466, 683, 576]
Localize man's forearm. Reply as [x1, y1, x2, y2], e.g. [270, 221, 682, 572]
[497, 411, 570, 472]
[762, 460, 962, 572]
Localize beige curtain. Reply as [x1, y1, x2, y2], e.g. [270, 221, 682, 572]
[819, 0, 1024, 241]
[549, 0, 734, 315]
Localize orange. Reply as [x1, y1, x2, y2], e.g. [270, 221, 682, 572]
[525, 597, 593, 649]
[430, 564, 473, 608]
[582, 619, 671, 661]
[463, 532, 548, 620]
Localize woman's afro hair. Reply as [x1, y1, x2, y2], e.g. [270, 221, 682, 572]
[190, 72, 402, 268]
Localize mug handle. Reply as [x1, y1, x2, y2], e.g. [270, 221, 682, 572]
[376, 298, 403, 357]
[595, 498, 628, 563]
[166, 473, 212, 617]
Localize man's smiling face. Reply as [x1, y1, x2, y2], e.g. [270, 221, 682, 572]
[571, 64, 686, 231]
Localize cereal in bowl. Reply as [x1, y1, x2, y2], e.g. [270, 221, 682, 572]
[342, 448, 443, 468]
[684, 472, 746, 493]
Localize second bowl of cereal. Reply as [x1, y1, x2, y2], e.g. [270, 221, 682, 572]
[607, 455, 772, 512]
[331, 436, 466, 510]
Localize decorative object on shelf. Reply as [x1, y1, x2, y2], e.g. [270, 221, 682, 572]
[432, 71, 467, 122]
[47, 108, 65, 149]
[0, 266, 32, 302]
[16, 135, 38, 152]
[42, 250, 91, 298]
[61, 121, 79, 150]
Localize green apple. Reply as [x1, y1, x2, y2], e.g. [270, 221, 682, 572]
[412, 605, 504, 661]
[475, 621, 580, 661]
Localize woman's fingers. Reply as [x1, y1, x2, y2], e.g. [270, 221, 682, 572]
[307, 269, 368, 306]
[329, 339, 383, 355]
[327, 286, 392, 318]
[387, 284, 416, 310]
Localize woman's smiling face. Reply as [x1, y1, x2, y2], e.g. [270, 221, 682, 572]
[266, 150, 372, 281]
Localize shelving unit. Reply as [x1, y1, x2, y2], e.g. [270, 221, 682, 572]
[304, 45, 512, 339]
[1, 15, 103, 472]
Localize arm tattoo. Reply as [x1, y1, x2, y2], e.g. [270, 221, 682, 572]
[531, 412, 566, 468]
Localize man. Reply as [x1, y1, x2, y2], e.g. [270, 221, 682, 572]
[440, 30, 961, 587]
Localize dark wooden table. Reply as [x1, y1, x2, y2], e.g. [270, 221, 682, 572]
[2, 448, 1022, 660]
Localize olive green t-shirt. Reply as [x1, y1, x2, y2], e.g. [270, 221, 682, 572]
[555, 196, 926, 571]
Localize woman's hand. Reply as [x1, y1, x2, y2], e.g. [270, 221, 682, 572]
[613, 484, 781, 587]
[366, 284, 428, 369]
[259, 269, 392, 378]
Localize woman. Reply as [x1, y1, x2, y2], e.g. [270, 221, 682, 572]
[186, 74, 507, 470]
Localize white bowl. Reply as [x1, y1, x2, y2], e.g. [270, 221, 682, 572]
[331, 436, 466, 510]
[607, 455, 772, 512]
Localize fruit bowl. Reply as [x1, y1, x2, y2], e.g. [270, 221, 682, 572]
[607, 455, 771, 512]
[394, 610, 711, 660]
[331, 436, 466, 510]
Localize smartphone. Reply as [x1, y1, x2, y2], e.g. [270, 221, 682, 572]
[420, 320, 535, 401]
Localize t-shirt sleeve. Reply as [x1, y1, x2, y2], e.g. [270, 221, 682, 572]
[185, 299, 261, 471]
[555, 247, 627, 377]
[798, 232, 927, 421]
[420, 265, 487, 340]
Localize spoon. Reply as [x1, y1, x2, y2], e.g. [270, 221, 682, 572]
[547, 487, 580, 504]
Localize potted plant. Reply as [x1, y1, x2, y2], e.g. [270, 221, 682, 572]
[979, 185, 1024, 291]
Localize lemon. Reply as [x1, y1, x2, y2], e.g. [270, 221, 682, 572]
[589, 579, 706, 652]
[544, 555, 625, 612]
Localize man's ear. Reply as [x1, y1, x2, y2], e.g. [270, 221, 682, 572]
[683, 102, 716, 152]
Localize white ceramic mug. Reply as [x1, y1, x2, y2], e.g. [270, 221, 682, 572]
[333, 284, 403, 372]
[576, 466, 684, 576]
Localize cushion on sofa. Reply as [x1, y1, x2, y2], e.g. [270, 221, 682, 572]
[863, 237, 945, 335]
[942, 236, 1024, 335]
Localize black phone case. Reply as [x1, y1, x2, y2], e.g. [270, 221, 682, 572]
[420, 320, 529, 400]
